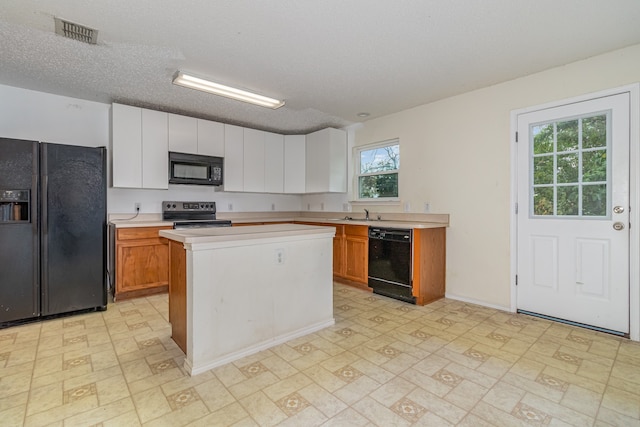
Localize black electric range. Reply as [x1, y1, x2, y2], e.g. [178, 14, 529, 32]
[162, 201, 231, 228]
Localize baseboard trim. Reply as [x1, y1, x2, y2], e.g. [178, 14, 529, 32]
[445, 292, 511, 312]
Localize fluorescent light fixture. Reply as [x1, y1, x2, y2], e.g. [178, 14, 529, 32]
[172, 72, 285, 109]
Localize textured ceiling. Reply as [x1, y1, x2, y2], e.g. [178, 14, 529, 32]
[1, 1, 640, 134]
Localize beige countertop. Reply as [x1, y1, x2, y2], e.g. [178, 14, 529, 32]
[159, 223, 336, 245]
[109, 211, 449, 230]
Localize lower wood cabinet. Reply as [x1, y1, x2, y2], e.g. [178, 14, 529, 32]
[412, 227, 446, 305]
[332, 225, 345, 277]
[114, 226, 172, 300]
[168, 240, 187, 353]
[343, 225, 368, 284]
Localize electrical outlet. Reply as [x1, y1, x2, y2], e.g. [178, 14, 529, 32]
[271, 203, 275, 211]
[423, 202, 430, 213]
[343, 203, 350, 212]
[275, 248, 285, 264]
[134, 202, 141, 212]
[307, 203, 311, 211]
[320, 202, 324, 211]
[228, 203, 233, 211]
[403, 202, 411, 212]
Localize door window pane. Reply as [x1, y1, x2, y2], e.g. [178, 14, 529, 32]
[533, 187, 554, 216]
[533, 123, 554, 154]
[557, 186, 579, 215]
[556, 153, 579, 183]
[582, 150, 607, 182]
[533, 156, 553, 185]
[557, 119, 579, 152]
[530, 112, 609, 218]
[583, 115, 606, 148]
[583, 184, 607, 216]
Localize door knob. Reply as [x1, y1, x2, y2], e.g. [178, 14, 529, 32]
[613, 222, 625, 231]
[613, 206, 625, 214]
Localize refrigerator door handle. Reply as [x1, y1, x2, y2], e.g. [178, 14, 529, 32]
[41, 172, 48, 312]
[32, 172, 40, 316]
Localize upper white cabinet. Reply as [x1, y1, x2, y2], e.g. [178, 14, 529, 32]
[112, 104, 142, 188]
[305, 128, 347, 193]
[197, 119, 224, 157]
[168, 114, 224, 157]
[225, 128, 286, 194]
[264, 132, 284, 193]
[223, 124, 244, 192]
[141, 109, 169, 189]
[112, 103, 168, 189]
[284, 135, 306, 193]
[112, 102, 346, 194]
[243, 128, 266, 193]
[168, 113, 197, 153]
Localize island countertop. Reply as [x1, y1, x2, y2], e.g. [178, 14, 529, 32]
[159, 223, 336, 245]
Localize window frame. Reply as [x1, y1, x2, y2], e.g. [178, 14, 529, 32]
[353, 138, 400, 202]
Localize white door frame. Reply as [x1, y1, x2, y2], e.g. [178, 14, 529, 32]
[510, 83, 640, 341]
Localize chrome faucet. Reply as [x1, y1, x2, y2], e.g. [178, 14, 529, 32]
[364, 209, 369, 220]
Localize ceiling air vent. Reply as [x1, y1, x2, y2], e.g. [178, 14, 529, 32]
[54, 17, 98, 44]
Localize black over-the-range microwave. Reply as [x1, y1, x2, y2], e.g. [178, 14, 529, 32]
[168, 151, 223, 186]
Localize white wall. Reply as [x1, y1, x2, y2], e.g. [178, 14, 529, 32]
[352, 43, 640, 309]
[109, 187, 301, 214]
[0, 84, 110, 147]
[0, 84, 302, 214]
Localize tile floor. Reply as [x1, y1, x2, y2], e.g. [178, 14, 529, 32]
[1, 283, 639, 426]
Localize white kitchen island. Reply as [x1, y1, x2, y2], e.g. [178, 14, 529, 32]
[159, 223, 336, 376]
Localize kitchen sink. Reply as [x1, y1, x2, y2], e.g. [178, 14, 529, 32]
[342, 216, 389, 221]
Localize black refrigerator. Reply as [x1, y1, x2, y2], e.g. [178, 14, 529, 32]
[0, 138, 107, 324]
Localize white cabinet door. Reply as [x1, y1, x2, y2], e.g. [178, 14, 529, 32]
[223, 124, 244, 191]
[284, 135, 305, 193]
[327, 128, 347, 192]
[264, 132, 284, 193]
[197, 119, 224, 157]
[168, 113, 197, 153]
[112, 103, 142, 188]
[243, 128, 265, 193]
[305, 128, 347, 193]
[141, 109, 168, 189]
[305, 130, 326, 193]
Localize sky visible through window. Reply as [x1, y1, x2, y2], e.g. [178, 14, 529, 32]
[360, 144, 399, 173]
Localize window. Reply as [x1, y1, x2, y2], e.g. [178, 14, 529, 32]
[530, 112, 610, 217]
[355, 140, 399, 200]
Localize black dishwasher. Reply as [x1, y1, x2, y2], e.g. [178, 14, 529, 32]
[368, 227, 415, 303]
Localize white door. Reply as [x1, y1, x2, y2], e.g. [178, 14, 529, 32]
[517, 93, 630, 334]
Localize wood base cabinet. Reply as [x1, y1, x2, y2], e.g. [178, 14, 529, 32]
[114, 226, 172, 300]
[412, 227, 446, 305]
[168, 240, 187, 353]
[343, 225, 368, 284]
[332, 225, 345, 277]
